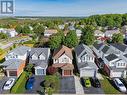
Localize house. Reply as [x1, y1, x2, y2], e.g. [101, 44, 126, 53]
[52, 45, 74, 76]
[93, 43, 104, 58]
[58, 25, 65, 30]
[29, 48, 50, 75]
[75, 44, 98, 77]
[94, 30, 105, 38]
[0, 28, 18, 37]
[68, 25, 75, 31]
[122, 25, 127, 34]
[76, 29, 82, 38]
[5, 46, 31, 61]
[105, 29, 120, 38]
[1, 59, 25, 77]
[103, 53, 126, 78]
[44, 29, 58, 37]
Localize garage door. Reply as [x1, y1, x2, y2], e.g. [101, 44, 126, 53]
[64, 70, 72, 76]
[80, 69, 95, 77]
[36, 69, 44, 75]
[9, 71, 17, 76]
[111, 72, 122, 78]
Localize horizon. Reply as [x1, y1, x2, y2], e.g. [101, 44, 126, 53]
[0, 0, 127, 17]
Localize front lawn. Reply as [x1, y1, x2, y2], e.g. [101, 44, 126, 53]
[100, 75, 120, 94]
[11, 71, 29, 94]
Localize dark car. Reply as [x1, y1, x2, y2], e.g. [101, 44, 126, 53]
[90, 78, 101, 88]
[26, 77, 35, 90]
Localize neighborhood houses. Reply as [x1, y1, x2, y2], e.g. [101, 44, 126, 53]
[1, 14, 127, 95]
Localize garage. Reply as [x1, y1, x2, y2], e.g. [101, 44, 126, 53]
[80, 69, 96, 77]
[63, 70, 72, 76]
[8, 71, 17, 77]
[111, 72, 122, 78]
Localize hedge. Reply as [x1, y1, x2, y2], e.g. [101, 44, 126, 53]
[11, 71, 29, 93]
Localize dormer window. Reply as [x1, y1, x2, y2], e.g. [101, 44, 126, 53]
[32, 53, 38, 60]
[39, 53, 46, 60]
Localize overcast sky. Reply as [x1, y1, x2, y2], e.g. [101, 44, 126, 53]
[1, 0, 127, 17]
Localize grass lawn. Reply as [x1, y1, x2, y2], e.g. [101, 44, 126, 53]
[100, 75, 121, 94]
[11, 71, 29, 94]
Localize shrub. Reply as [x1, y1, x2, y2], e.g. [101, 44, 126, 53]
[47, 66, 57, 75]
[11, 71, 29, 93]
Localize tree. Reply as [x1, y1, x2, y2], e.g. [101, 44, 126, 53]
[63, 30, 78, 48]
[47, 66, 58, 75]
[24, 64, 34, 73]
[0, 33, 8, 39]
[33, 25, 44, 36]
[81, 25, 95, 45]
[49, 31, 64, 49]
[112, 33, 123, 43]
[15, 25, 23, 34]
[0, 49, 4, 55]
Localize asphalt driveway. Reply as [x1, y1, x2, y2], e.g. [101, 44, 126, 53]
[80, 78, 104, 94]
[60, 76, 76, 94]
[25, 76, 45, 94]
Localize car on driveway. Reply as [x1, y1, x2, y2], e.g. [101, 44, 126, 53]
[3, 78, 15, 90]
[84, 78, 91, 88]
[90, 78, 101, 88]
[113, 78, 126, 92]
[26, 77, 35, 90]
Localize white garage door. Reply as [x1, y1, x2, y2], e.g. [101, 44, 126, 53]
[111, 72, 122, 78]
[80, 69, 95, 77]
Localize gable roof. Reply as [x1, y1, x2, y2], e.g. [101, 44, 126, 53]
[75, 44, 94, 57]
[105, 29, 120, 35]
[1, 59, 23, 70]
[93, 43, 104, 50]
[105, 54, 118, 61]
[29, 48, 50, 68]
[94, 30, 104, 34]
[53, 45, 73, 60]
[124, 54, 127, 58]
[7, 46, 31, 56]
[110, 43, 127, 52]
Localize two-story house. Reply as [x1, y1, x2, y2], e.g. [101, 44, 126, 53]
[5, 46, 31, 61]
[1, 46, 30, 77]
[103, 54, 126, 78]
[75, 44, 98, 77]
[105, 29, 120, 38]
[52, 45, 74, 76]
[29, 48, 50, 75]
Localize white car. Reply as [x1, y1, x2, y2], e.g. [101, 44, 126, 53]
[113, 78, 126, 92]
[3, 78, 15, 90]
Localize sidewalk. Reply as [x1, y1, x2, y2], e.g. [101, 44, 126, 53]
[74, 76, 84, 94]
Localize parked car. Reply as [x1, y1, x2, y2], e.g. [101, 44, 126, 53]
[84, 78, 91, 88]
[26, 77, 35, 90]
[3, 78, 15, 90]
[113, 78, 126, 92]
[90, 78, 101, 88]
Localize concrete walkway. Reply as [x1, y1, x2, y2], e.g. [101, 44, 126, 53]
[74, 76, 84, 95]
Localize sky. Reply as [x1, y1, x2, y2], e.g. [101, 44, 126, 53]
[1, 0, 127, 17]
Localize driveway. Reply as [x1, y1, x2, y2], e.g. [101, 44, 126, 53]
[80, 78, 104, 94]
[25, 76, 45, 94]
[60, 76, 76, 94]
[0, 77, 15, 94]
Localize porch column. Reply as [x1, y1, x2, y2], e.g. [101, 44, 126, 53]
[123, 71, 126, 78]
[6, 70, 9, 77]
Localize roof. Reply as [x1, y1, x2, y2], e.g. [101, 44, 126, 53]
[76, 29, 82, 34]
[44, 29, 58, 34]
[105, 29, 120, 35]
[77, 62, 98, 70]
[1, 59, 23, 70]
[29, 48, 50, 68]
[53, 45, 73, 60]
[101, 45, 110, 53]
[75, 44, 94, 57]
[52, 63, 74, 70]
[94, 30, 104, 34]
[7, 46, 31, 56]
[124, 54, 127, 58]
[110, 43, 127, 52]
[93, 43, 104, 50]
[105, 54, 118, 61]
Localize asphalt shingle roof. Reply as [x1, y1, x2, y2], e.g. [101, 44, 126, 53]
[105, 54, 118, 61]
[1, 59, 23, 69]
[110, 43, 127, 52]
[93, 43, 104, 50]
